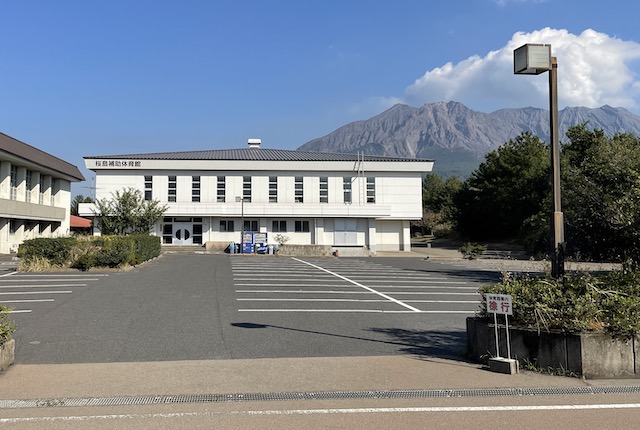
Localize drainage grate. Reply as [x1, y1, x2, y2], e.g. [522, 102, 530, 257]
[1, 386, 639, 410]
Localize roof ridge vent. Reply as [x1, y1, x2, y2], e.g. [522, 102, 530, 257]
[247, 138, 261, 149]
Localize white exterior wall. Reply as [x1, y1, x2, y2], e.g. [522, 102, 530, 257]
[0, 158, 77, 254]
[84, 155, 432, 252]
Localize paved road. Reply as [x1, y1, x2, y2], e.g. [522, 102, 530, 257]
[8, 253, 499, 364]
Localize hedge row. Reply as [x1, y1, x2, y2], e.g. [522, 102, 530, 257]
[480, 271, 640, 336]
[18, 235, 161, 271]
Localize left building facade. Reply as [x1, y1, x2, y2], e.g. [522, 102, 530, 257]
[0, 132, 85, 254]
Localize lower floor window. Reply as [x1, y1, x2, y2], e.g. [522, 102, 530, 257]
[272, 220, 287, 232]
[295, 220, 310, 232]
[220, 220, 235, 232]
[243, 220, 259, 232]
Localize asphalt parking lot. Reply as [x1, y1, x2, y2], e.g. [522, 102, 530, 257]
[6, 253, 501, 364]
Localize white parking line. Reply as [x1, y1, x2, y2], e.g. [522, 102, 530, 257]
[237, 298, 389, 302]
[8, 274, 109, 277]
[0, 279, 99, 282]
[0, 291, 72, 295]
[0, 284, 87, 288]
[4, 310, 32, 314]
[235, 283, 477, 289]
[293, 258, 422, 312]
[0, 299, 55, 303]
[238, 309, 477, 313]
[236, 290, 478, 295]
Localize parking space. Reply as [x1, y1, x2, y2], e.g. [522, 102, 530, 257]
[232, 257, 483, 315]
[0, 272, 107, 315]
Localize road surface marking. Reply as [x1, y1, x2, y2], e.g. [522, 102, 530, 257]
[293, 258, 421, 312]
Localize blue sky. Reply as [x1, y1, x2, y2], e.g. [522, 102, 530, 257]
[1, 0, 640, 195]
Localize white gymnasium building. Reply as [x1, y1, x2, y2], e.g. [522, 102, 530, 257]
[80, 139, 433, 254]
[0, 132, 85, 254]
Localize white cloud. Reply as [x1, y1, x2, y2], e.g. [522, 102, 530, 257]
[401, 28, 640, 113]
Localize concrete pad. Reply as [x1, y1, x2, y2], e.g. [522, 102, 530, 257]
[489, 357, 519, 375]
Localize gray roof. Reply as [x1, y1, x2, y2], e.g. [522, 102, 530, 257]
[0, 132, 85, 181]
[84, 148, 433, 163]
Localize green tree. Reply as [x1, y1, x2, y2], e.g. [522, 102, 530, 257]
[562, 125, 640, 268]
[455, 132, 550, 240]
[93, 188, 167, 235]
[70, 194, 94, 216]
[420, 173, 462, 235]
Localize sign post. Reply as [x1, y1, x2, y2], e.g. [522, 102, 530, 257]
[485, 293, 518, 374]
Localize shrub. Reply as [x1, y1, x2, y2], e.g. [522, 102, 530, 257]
[130, 234, 161, 264]
[480, 271, 640, 336]
[18, 238, 76, 266]
[18, 256, 53, 272]
[71, 254, 97, 271]
[0, 306, 15, 345]
[459, 243, 487, 259]
[19, 235, 161, 270]
[95, 236, 136, 268]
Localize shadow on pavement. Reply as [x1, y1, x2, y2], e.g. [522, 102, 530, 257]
[232, 322, 470, 363]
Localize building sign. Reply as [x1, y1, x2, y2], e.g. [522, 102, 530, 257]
[485, 294, 513, 316]
[92, 160, 143, 168]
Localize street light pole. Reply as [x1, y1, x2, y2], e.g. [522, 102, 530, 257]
[514, 44, 565, 278]
[548, 56, 565, 278]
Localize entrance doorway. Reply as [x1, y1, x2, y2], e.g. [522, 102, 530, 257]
[173, 222, 193, 246]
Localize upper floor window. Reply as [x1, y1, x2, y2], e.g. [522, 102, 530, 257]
[243, 176, 252, 203]
[50, 178, 58, 206]
[168, 176, 177, 202]
[217, 176, 226, 202]
[25, 170, 32, 203]
[10, 165, 18, 201]
[192, 176, 201, 202]
[319, 176, 328, 203]
[366, 177, 376, 203]
[38, 176, 45, 205]
[144, 176, 153, 201]
[269, 176, 278, 203]
[343, 177, 352, 204]
[295, 176, 304, 203]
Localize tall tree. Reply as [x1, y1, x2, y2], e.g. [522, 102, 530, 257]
[93, 188, 167, 235]
[420, 173, 462, 235]
[562, 125, 640, 268]
[455, 132, 550, 240]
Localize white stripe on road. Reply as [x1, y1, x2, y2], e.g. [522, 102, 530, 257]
[292, 258, 421, 312]
[234, 279, 470, 285]
[5, 403, 640, 423]
[0, 284, 87, 288]
[0, 291, 72, 295]
[5, 274, 109, 277]
[238, 309, 477, 313]
[237, 298, 389, 302]
[237, 298, 480, 304]
[236, 290, 478, 296]
[2, 310, 32, 314]
[0, 279, 99, 282]
[0, 299, 55, 303]
[235, 283, 477, 289]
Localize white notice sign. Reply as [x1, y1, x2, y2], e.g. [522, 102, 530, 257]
[485, 294, 513, 316]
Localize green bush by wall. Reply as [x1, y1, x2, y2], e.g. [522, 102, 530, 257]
[19, 235, 161, 271]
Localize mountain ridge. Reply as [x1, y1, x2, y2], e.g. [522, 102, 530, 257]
[297, 102, 640, 177]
